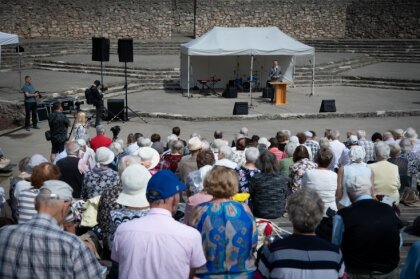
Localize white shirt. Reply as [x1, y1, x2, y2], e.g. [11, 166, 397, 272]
[302, 169, 338, 215]
[125, 143, 139, 155]
[329, 140, 346, 168]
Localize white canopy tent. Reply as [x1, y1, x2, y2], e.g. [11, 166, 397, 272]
[0, 32, 19, 67]
[180, 26, 315, 98]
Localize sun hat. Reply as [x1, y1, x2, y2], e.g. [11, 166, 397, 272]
[116, 164, 151, 207]
[137, 147, 160, 170]
[95, 147, 115, 165]
[40, 180, 73, 200]
[146, 170, 186, 201]
[188, 137, 202, 151]
[258, 137, 271, 148]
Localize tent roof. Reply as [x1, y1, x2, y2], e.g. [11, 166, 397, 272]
[181, 26, 314, 56]
[0, 32, 19, 46]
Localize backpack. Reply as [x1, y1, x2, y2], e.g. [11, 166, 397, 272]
[85, 87, 94, 105]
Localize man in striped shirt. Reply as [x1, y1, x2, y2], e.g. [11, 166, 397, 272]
[256, 188, 345, 279]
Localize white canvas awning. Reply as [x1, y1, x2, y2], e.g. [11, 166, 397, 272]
[0, 32, 19, 46]
[181, 26, 315, 97]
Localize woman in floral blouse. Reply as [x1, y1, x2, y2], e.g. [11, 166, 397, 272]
[289, 145, 317, 193]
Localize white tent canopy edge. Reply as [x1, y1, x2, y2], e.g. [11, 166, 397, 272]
[180, 26, 315, 98]
[0, 32, 19, 68]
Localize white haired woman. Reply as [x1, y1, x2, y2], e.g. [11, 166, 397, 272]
[236, 147, 261, 193]
[337, 145, 373, 208]
[368, 142, 401, 204]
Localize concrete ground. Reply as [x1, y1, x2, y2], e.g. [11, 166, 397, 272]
[342, 62, 420, 80]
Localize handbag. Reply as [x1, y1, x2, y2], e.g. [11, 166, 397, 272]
[45, 130, 52, 141]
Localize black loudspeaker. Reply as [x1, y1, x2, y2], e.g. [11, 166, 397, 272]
[92, 37, 110, 62]
[118, 38, 134, 62]
[233, 102, 248, 115]
[37, 107, 48, 121]
[262, 87, 274, 99]
[107, 99, 126, 121]
[223, 87, 238, 98]
[319, 99, 336, 112]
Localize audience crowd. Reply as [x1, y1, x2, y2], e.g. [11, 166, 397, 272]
[0, 124, 420, 278]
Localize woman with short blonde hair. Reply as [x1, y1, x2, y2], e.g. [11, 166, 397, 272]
[71, 111, 89, 141]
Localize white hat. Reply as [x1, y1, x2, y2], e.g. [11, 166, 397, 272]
[76, 139, 87, 147]
[304, 131, 313, 138]
[95, 147, 115, 165]
[258, 137, 271, 148]
[137, 147, 160, 170]
[116, 164, 151, 207]
[347, 135, 359, 145]
[211, 139, 228, 152]
[214, 158, 237, 170]
[188, 137, 202, 151]
[138, 137, 152, 147]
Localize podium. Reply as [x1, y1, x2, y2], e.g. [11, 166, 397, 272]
[269, 82, 288, 105]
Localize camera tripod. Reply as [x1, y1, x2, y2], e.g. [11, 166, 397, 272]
[108, 62, 147, 124]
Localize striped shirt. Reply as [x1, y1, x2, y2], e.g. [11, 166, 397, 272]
[358, 139, 375, 162]
[256, 234, 345, 279]
[0, 214, 103, 278]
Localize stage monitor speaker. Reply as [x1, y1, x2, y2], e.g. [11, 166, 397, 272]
[118, 38, 133, 62]
[37, 107, 48, 121]
[92, 37, 110, 62]
[319, 99, 336, 112]
[223, 87, 237, 98]
[262, 87, 274, 99]
[107, 99, 126, 121]
[233, 102, 248, 115]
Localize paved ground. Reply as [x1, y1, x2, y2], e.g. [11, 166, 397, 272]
[342, 62, 420, 80]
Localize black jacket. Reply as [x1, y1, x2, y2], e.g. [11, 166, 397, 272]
[48, 111, 69, 143]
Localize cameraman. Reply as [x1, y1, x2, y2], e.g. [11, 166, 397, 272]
[48, 102, 69, 162]
[91, 80, 104, 127]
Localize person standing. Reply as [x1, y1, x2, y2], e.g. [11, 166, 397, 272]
[268, 60, 282, 82]
[21, 75, 40, 131]
[48, 102, 69, 162]
[91, 80, 104, 127]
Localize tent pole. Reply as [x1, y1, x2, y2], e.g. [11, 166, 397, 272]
[249, 55, 253, 100]
[187, 55, 190, 98]
[17, 43, 22, 89]
[311, 53, 315, 96]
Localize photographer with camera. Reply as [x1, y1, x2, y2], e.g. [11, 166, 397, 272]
[21, 75, 41, 131]
[48, 102, 69, 162]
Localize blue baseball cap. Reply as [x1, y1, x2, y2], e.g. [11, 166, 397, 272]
[146, 170, 186, 201]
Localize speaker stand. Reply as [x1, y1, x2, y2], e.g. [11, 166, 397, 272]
[109, 62, 147, 124]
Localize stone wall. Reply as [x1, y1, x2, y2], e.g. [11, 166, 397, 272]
[172, 0, 194, 35]
[0, 0, 418, 40]
[0, 0, 173, 39]
[195, 0, 420, 39]
[0, 102, 24, 130]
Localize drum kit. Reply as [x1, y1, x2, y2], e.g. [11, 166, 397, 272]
[235, 70, 261, 92]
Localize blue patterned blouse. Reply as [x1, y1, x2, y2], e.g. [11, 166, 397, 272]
[191, 200, 257, 278]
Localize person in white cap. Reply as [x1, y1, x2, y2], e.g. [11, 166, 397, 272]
[137, 146, 160, 175]
[107, 164, 151, 250]
[81, 147, 120, 200]
[0, 180, 103, 278]
[177, 136, 202, 183]
[332, 175, 403, 278]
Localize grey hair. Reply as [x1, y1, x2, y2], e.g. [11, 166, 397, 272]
[330, 130, 340, 140]
[65, 141, 80, 156]
[117, 155, 141, 175]
[34, 188, 64, 211]
[399, 138, 413, 154]
[357, 130, 366, 139]
[96, 125, 105, 135]
[190, 132, 201, 139]
[383, 132, 394, 141]
[286, 188, 324, 233]
[285, 141, 299, 157]
[201, 139, 211, 150]
[389, 143, 401, 158]
[282, 130, 291, 137]
[318, 137, 330, 149]
[404, 127, 418, 140]
[219, 145, 233, 159]
[240, 127, 249, 136]
[375, 142, 390, 161]
[137, 137, 152, 147]
[171, 140, 184, 153]
[245, 147, 260, 163]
